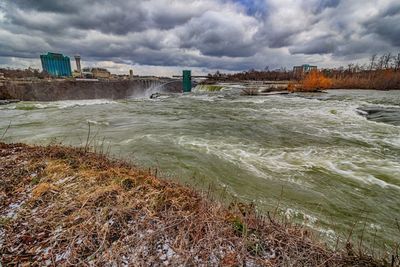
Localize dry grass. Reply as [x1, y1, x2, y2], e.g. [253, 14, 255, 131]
[329, 71, 400, 90]
[330, 69, 400, 90]
[0, 142, 393, 266]
[31, 183, 59, 200]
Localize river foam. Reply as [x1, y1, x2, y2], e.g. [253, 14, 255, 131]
[8, 99, 116, 111]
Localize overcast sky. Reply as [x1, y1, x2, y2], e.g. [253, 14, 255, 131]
[0, 0, 399, 76]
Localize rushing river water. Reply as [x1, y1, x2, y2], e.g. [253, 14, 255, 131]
[1, 87, 400, 251]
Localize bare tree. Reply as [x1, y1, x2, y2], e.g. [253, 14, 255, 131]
[394, 53, 400, 71]
[369, 54, 377, 70]
[347, 64, 354, 74]
[383, 53, 392, 69]
[377, 54, 385, 70]
[354, 63, 361, 73]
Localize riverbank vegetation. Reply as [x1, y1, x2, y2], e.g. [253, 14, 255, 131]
[0, 67, 50, 80]
[0, 142, 395, 266]
[326, 69, 400, 90]
[207, 53, 400, 90]
[289, 71, 333, 92]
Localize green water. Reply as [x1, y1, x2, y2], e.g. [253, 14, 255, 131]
[1, 88, 399, 251]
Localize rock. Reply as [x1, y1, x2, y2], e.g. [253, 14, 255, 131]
[150, 92, 161, 99]
[0, 99, 20, 105]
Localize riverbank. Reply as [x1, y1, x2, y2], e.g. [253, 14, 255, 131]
[0, 142, 390, 266]
[0, 79, 182, 101]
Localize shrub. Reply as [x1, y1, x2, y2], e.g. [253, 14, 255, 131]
[300, 70, 332, 91]
[287, 82, 296, 92]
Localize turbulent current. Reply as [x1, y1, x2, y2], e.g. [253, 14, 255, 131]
[1, 87, 400, 251]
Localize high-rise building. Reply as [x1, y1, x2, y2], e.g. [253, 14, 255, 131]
[75, 55, 82, 73]
[293, 64, 317, 78]
[40, 52, 72, 77]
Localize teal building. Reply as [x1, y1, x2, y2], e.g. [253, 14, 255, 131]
[182, 70, 192, 92]
[40, 52, 72, 77]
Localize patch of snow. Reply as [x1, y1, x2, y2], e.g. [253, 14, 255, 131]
[4, 199, 26, 219]
[264, 247, 276, 260]
[156, 238, 177, 264]
[55, 247, 71, 262]
[55, 176, 75, 185]
[0, 228, 5, 247]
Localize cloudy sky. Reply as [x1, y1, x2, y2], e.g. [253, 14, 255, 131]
[0, 0, 399, 76]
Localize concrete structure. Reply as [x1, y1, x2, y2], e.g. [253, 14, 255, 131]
[0, 73, 4, 86]
[129, 69, 133, 79]
[293, 64, 317, 78]
[0, 79, 183, 101]
[183, 70, 192, 92]
[92, 68, 111, 79]
[82, 68, 111, 79]
[72, 70, 82, 78]
[74, 55, 82, 73]
[40, 52, 72, 77]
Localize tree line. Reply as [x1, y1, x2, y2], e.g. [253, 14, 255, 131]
[0, 67, 50, 79]
[206, 53, 400, 90]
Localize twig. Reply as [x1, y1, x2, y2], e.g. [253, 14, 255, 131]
[84, 121, 91, 152]
[273, 186, 284, 218]
[0, 121, 11, 141]
[358, 214, 369, 255]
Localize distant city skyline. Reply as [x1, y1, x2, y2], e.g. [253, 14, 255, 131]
[0, 0, 399, 76]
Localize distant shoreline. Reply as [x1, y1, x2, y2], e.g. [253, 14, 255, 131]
[1, 79, 399, 103]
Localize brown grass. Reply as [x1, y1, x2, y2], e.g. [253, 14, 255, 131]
[31, 183, 59, 200]
[329, 70, 400, 90]
[0, 142, 393, 266]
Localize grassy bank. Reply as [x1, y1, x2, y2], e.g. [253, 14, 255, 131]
[0, 143, 393, 266]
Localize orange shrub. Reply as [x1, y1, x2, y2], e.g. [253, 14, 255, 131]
[287, 82, 296, 92]
[301, 70, 332, 91]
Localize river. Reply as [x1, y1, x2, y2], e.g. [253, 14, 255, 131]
[1, 87, 399, 251]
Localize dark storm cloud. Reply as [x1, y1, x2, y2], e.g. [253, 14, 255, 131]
[1, 0, 400, 72]
[4, 0, 197, 35]
[367, 17, 400, 47]
[315, 0, 341, 12]
[364, 3, 400, 47]
[178, 11, 258, 57]
[5, 1, 148, 35]
[11, 0, 82, 13]
[289, 35, 337, 55]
